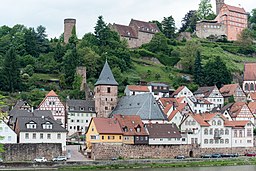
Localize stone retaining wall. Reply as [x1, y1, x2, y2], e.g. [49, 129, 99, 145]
[2, 143, 62, 161]
[91, 143, 256, 160]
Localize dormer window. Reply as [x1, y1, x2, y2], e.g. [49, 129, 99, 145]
[69, 107, 75, 111]
[42, 121, 53, 129]
[136, 127, 141, 133]
[123, 126, 128, 132]
[80, 107, 84, 111]
[89, 107, 93, 112]
[26, 121, 37, 129]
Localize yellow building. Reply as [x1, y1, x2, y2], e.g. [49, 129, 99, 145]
[86, 117, 123, 149]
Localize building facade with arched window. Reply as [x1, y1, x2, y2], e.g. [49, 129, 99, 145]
[180, 113, 254, 148]
[243, 63, 256, 93]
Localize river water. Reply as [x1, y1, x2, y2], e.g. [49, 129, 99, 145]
[92, 165, 256, 171]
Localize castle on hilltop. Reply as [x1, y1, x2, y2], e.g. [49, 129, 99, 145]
[196, 0, 248, 41]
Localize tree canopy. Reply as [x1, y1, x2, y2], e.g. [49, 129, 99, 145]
[197, 0, 216, 20]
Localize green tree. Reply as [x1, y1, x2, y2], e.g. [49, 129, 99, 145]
[197, 0, 216, 20]
[36, 25, 50, 53]
[204, 56, 232, 88]
[150, 20, 163, 32]
[54, 41, 65, 63]
[63, 48, 79, 87]
[24, 28, 39, 57]
[179, 10, 198, 33]
[180, 40, 201, 72]
[1, 47, 21, 92]
[193, 50, 204, 86]
[162, 16, 176, 39]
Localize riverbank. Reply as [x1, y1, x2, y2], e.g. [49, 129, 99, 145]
[59, 158, 256, 170]
[1, 157, 256, 170]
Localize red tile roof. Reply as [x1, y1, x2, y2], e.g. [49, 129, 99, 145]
[114, 114, 148, 136]
[159, 98, 177, 108]
[225, 4, 246, 14]
[171, 86, 185, 97]
[93, 118, 123, 134]
[229, 102, 249, 118]
[249, 92, 256, 100]
[244, 63, 256, 81]
[220, 84, 239, 97]
[127, 85, 150, 92]
[190, 114, 210, 127]
[112, 24, 138, 38]
[46, 90, 58, 97]
[248, 102, 256, 114]
[224, 120, 250, 127]
[168, 110, 180, 121]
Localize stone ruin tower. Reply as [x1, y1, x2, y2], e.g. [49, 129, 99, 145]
[76, 66, 93, 100]
[64, 18, 76, 44]
[94, 60, 118, 118]
[216, 0, 225, 15]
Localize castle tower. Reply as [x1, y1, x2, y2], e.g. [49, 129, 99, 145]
[94, 60, 118, 118]
[64, 18, 76, 44]
[216, 0, 225, 15]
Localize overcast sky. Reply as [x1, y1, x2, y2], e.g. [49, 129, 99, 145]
[0, 0, 254, 39]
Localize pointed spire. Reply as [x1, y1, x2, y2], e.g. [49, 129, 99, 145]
[95, 60, 118, 86]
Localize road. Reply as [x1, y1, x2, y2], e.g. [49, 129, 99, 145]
[66, 145, 88, 161]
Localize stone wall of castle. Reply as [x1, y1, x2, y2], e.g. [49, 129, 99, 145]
[91, 143, 256, 160]
[196, 22, 226, 39]
[2, 143, 62, 161]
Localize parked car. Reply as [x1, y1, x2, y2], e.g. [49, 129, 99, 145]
[245, 152, 256, 157]
[221, 153, 239, 158]
[175, 155, 185, 159]
[52, 156, 67, 161]
[34, 157, 47, 162]
[201, 154, 212, 158]
[211, 154, 222, 158]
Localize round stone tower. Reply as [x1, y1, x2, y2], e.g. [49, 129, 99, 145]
[216, 0, 225, 16]
[64, 18, 76, 44]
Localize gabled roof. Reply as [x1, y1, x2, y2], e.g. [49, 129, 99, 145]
[189, 114, 211, 127]
[220, 84, 240, 97]
[95, 60, 118, 86]
[249, 92, 256, 100]
[66, 99, 95, 113]
[15, 116, 67, 133]
[224, 4, 246, 14]
[114, 114, 148, 136]
[159, 98, 177, 108]
[127, 85, 150, 92]
[46, 90, 58, 97]
[92, 117, 123, 134]
[248, 102, 256, 114]
[168, 110, 180, 121]
[111, 93, 167, 121]
[13, 100, 31, 110]
[112, 24, 138, 38]
[129, 19, 160, 34]
[194, 86, 216, 97]
[244, 63, 256, 81]
[224, 120, 251, 128]
[171, 86, 185, 97]
[145, 123, 181, 138]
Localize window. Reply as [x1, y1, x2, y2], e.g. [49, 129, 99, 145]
[220, 129, 224, 135]
[209, 129, 213, 135]
[217, 120, 221, 125]
[80, 107, 84, 111]
[119, 136, 122, 140]
[212, 120, 216, 125]
[247, 140, 252, 143]
[102, 136, 104, 140]
[57, 133, 61, 139]
[91, 135, 96, 140]
[204, 129, 208, 135]
[239, 130, 243, 137]
[220, 139, 224, 144]
[225, 129, 229, 135]
[225, 139, 229, 144]
[234, 130, 237, 137]
[108, 136, 115, 140]
[47, 134, 51, 139]
[25, 133, 29, 139]
[8, 136, 11, 141]
[92, 127, 94, 131]
[33, 133, 36, 139]
[247, 129, 252, 137]
[105, 107, 108, 110]
[40, 133, 43, 139]
[210, 139, 213, 144]
[107, 87, 111, 93]
[204, 139, 208, 144]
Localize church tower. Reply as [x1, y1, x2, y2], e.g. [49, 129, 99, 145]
[216, 0, 225, 15]
[94, 60, 118, 118]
